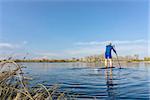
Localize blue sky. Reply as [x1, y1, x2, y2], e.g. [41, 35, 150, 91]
[0, 0, 149, 59]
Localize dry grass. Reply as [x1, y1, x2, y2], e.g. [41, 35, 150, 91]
[0, 60, 77, 100]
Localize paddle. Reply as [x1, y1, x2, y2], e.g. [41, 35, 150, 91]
[113, 45, 121, 69]
[115, 52, 121, 69]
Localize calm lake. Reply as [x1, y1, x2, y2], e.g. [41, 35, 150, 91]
[20, 62, 150, 100]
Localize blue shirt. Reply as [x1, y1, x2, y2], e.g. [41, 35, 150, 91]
[105, 45, 116, 58]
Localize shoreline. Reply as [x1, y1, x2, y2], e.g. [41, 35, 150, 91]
[1, 60, 150, 63]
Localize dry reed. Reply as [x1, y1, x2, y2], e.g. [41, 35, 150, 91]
[0, 60, 77, 100]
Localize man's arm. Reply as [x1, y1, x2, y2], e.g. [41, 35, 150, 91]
[112, 47, 117, 54]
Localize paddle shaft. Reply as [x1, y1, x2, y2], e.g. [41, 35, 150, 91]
[115, 53, 121, 69]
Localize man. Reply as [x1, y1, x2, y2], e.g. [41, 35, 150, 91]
[105, 42, 116, 68]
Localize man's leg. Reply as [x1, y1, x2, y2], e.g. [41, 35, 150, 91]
[109, 59, 113, 67]
[105, 59, 108, 68]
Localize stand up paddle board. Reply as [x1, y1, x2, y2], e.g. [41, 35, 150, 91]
[99, 67, 115, 69]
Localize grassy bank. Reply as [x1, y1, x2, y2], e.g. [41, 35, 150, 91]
[0, 60, 77, 100]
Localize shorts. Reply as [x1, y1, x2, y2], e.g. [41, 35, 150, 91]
[105, 54, 112, 59]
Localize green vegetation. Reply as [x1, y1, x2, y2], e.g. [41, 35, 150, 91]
[127, 59, 144, 63]
[144, 57, 150, 61]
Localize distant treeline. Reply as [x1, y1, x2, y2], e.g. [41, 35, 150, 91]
[79, 54, 150, 63]
[144, 57, 150, 61]
[0, 54, 150, 63]
[10, 59, 79, 63]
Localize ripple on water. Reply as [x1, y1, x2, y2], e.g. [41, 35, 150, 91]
[21, 62, 150, 99]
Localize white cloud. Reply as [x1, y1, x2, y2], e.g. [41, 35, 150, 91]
[0, 41, 28, 50]
[0, 43, 19, 49]
[64, 46, 102, 58]
[38, 52, 58, 56]
[29, 39, 149, 59]
[0, 41, 29, 59]
[75, 39, 148, 46]
[0, 39, 148, 59]
[71, 39, 149, 58]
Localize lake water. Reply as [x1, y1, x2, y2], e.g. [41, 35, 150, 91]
[20, 62, 150, 100]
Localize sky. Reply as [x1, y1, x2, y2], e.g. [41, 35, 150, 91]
[0, 0, 149, 59]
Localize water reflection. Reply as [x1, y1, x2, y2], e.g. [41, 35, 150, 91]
[20, 62, 150, 99]
[105, 68, 116, 99]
